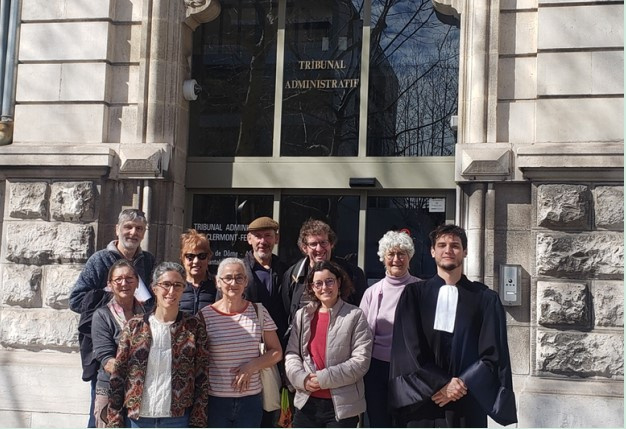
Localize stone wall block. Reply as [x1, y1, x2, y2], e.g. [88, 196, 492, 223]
[0, 309, 79, 350]
[43, 265, 83, 309]
[8, 182, 49, 220]
[593, 281, 624, 327]
[594, 186, 624, 230]
[1, 264, 43, 308]
[536, 232, 623, 279]
[536, 98, 623, 143]
[537, 184, 591, 229]
[536, 330, 623, 377]
[50, 181, 98, 222]
[14, 104, 107, 143]
[537, 281, 590, 327]
[5, 223, 95, 265]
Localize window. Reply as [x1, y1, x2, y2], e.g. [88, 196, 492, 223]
[188, 0, 459, 157]
[367, 0, 459, 156]
[279, 194, 360, 265]
[191, 194, 274, 271]
[365, 196, 446, 281]
[188, 0, 278, 156]
[280, 1, 363, 156]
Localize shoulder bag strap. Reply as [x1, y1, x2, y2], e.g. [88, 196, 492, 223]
[252, 302, 266, 345]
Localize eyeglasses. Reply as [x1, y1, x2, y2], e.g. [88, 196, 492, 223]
[111, 276, 137, 285]
[156, 282, 185, 291]
[386, 251, 408, 260]
[184, 252, 209, 262]
[311, 278, 336, 290]
[219, 275, 247, 285]
[305, 240, 330, 249]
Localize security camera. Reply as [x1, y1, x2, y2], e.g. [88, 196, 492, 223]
[183, 79, 202, 101]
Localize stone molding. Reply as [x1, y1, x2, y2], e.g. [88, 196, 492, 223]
[117, 143, 171, 180]
[183, 0, 221, 30]
[456, 143, 512, 181]
[517, 142, 624, 181]
[0, 144, 172, 180]
[0, 145, 114, 179]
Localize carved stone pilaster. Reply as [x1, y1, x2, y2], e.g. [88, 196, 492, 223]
[184, 0, 221, 30]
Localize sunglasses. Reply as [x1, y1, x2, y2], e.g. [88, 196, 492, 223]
[184, 252, 210, 262]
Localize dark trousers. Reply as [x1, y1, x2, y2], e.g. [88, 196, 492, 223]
[293, 396, 358, 428]
[364, 358, 392, 428]
[261, 409, 279, 428]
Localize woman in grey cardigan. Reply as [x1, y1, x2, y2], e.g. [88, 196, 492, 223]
[285, 261, 372, 427]
[91, 259, 146, 427]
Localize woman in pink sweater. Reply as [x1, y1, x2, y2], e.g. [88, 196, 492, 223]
[359, 231, 421, 427]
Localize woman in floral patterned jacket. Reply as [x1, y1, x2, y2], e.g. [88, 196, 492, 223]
[107, 262, 210, 428]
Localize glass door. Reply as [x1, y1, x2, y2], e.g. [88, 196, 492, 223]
[364, 195, 448, 283]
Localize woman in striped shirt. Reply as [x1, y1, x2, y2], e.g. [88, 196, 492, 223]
[200, 257, 283, 427]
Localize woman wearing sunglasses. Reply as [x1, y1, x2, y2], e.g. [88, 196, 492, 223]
[285, 261, 372, 428]
[179, 229, 217, 315]
[107, 262, 210, 428]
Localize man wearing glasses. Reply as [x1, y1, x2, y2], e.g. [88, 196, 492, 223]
[69, 208, 156, 428]
[281, 219, 367, 340]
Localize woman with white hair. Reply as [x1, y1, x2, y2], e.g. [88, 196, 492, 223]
[359, 230, 421, 427]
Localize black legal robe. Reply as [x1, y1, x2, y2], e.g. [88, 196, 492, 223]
[389, 275, 517, 427]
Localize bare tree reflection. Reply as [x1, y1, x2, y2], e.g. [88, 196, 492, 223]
[368, 0, 459, 156]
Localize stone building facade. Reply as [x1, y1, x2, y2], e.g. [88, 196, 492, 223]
[0, 0, 623, 427]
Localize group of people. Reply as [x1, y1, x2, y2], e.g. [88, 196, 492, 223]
[70, 209, 517, 428]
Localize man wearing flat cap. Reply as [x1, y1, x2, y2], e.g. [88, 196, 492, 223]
[243, 217, 289, 428]
[244, 216, 288, 342]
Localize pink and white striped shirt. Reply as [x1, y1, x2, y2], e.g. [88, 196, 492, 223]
[200, 302, 277, 397]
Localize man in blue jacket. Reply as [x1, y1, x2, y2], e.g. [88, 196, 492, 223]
[70, 209, 155, 312]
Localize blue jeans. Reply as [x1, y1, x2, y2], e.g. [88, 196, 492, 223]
[127, 410, 190, 428]
[87, 378, 97, 428]
[207, 394, 263, 427]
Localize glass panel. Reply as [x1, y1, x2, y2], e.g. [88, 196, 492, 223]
[279, 195, 360, 266]
[188, 0, 278, 156]
[368, 0, 460, 156]
[190, 194, 274, 273]
[365, 196, 447, 282]
[280, 1, 364, 156]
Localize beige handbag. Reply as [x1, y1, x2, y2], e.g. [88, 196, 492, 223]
[252, 302, 282, 411]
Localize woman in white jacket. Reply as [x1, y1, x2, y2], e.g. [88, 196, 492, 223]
[285, 260, 372, 427]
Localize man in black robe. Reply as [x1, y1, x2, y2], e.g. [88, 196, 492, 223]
[389, 224, 517, 427]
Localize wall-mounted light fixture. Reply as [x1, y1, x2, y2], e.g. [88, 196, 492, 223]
[183, 79, 202, 101]
[349, 177, 377, 187]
